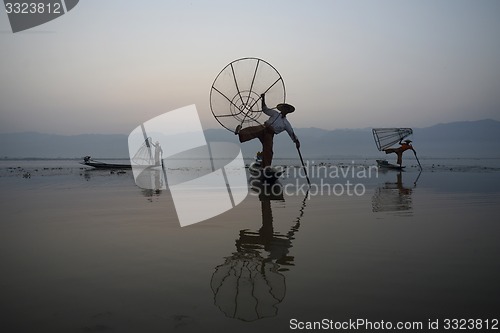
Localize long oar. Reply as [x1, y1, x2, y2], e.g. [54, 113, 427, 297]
[413, 151, 422, 170]
[296, 146, 311, 186]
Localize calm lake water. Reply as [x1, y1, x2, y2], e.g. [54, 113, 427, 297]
[1, 158, 499, 332]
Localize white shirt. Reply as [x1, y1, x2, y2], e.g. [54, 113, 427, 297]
[263, 106, 297, 142]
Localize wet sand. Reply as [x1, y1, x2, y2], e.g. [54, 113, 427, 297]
[1, 159, 499, 332]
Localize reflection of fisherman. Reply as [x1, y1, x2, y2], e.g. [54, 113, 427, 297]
[237, 199, 294, 266]
[151, 141, 163, 166]
[372, 171, 413, 213]
[235, 93, 300, 168]
[383, 139, 416, 167]
[211, 192, 307, 321]
[395, 172, 412, 195]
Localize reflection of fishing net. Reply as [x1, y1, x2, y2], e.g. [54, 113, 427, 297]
[372, 128, 413, 151]
[210, 252, 286, 322]
[210, 57, 286, 132]
[131, 137, 153, 165]
[135, 168, 164, 192]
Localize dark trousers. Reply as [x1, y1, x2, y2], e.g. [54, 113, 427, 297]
[238, 125, 275, 167]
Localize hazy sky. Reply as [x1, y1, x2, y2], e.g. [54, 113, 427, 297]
[1, 0, 500, 134]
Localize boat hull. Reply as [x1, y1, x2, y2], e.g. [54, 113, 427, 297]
[80, 161, 132, 169]
[376, 159, 405, 171]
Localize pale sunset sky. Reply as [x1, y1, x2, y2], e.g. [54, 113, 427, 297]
[1, 0, 499, 134]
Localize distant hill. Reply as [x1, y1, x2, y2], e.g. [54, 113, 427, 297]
[1, 119, 499, 159]
[412, 119, 500, 158]
[236, 119, 500, 158]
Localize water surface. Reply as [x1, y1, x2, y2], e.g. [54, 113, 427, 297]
[1, 159, 499, 332]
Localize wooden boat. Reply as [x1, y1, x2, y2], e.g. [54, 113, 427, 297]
[376, 159, 405, 171]
[80, 156, 132, 169]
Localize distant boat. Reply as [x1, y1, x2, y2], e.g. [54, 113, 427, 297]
[80, 156, 132, 169]
[376, 159, 405, 171]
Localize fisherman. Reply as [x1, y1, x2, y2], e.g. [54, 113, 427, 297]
[383, 139, 416, 167]
[151, 140, 163, 166]
[235, 93, 300, 168]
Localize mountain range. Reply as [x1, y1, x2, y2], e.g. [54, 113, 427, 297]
[1, 119, 499, 159]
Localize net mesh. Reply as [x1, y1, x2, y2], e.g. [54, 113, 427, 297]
[372, 128, 413, 151]
[131, 137, 154, 166]
[210, 58, 286, 132]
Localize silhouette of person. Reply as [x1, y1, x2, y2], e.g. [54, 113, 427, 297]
[151, 141, 163, 166]
[236, 93, 300, 168]
[383, 139, 416, 167]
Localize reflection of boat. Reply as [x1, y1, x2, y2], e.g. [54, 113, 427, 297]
[80, 156, 131, 169]
[250, 179, 284, 201]
[376, 159, 405, 171]
[249, 176, 284, 201]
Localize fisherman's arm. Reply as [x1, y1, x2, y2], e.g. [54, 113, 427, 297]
[285, 122, 300, 148]
[261, 93, 276, 116]
[294, 135, 301, 149]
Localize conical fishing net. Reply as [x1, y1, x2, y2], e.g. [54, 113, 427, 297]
[372, 128, 413, 151]
[131, 137, 154, 166]
[210, 58, 286, 132]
